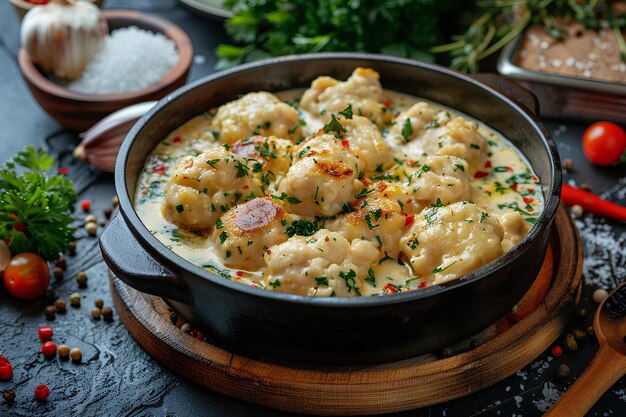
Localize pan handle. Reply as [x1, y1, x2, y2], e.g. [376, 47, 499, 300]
[472, 73, 539, 116]
[99, 213, 191, 303]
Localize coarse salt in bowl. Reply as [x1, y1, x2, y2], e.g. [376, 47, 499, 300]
[18, 10, 193, 131]
[67, 26, 180, 95]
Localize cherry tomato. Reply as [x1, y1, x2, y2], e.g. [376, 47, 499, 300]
[0, 356, 13, 380]
[582, 121, 626, 166]
[3, 253, 50, 300]
[34, 384, 50, 401]
[41, 341, 57, 358]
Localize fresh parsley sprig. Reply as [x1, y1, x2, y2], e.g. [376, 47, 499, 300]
[0, 147, 77, 261]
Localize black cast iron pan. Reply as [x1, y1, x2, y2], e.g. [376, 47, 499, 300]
[100, 53, 561, 365]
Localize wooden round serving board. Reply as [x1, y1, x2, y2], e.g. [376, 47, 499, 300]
[110, 206, 582, 416]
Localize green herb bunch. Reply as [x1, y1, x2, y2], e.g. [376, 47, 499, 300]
[433, 0, 626, 72]
[216, 0, 458, 69]
[0, 147, 76, 261]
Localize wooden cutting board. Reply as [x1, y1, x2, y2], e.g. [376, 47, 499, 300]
[110, 206, 582, 415]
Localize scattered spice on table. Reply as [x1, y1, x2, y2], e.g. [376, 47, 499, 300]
[57, 344, 70, 359]
[38, 326, 53, 342]
[70, 348, 82, 363]
[76, 271, 88, 288]
[2, 389, 15, 403]
[91, 307, 101, 320]
[0, 356, 13, 380]
[102, 306, 113, 322]
[41, 341, 57, 358]
[94, 297, 104, 309]
[34, 384, 50, 401]
[69, 292, 81, 307]
[54, 298, 66, 313]
[554, 364, 570, 381]
[44, 305, 56, 321]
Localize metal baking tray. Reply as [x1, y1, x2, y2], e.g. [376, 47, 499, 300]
[498, 34, 626, 123]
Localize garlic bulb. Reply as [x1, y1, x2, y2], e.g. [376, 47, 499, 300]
[21, 0, 108, 79]
[74, 101, 157, 172]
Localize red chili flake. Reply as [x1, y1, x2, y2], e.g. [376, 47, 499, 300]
[505, 166, 513, 172]
[551, 345, 563, 357]
[236, 271, 244, 277]
[406, 199, 413, 204]
[38, 326, 53, 342]
[242, 185, 249, 190]
[528, 208, 534, 213]
[523, 197, 534, 204]
[0, 357, 13, 380]
[531, 176, 538, 182]
[407, 159, 416, 166]
[41, 341, 57, 358]
[418, 281, 427, 288]
[527, 188, 534, 192]
[34, 384, 50, 401]
[484, 161, 492, 168]
[58, 167, 69, 175]
[474, 171, 489, 179]
[13, 221, 28, 234]
[511, 183, 518, 192]
[153, 165, 166, 175]
[265, 249, 272, 255]
[383, 283, 399, 294]
[383, 99, 391, 107]
[341, 140, 350, 148]
[81, 199, 92, 212]
[173, 136, 182, 143]
[191, 329, 204, 340]
[404, 215, 415, 226]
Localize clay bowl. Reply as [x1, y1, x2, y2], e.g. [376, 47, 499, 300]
[9, 0, 105, 21]
[18, 9, 193, 132]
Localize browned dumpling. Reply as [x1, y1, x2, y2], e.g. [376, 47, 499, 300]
[210, 197, 291, 269]
[400, 201, 504, 285]
[263, 230, 379, 296]
[162, 147, 263, 230]
[277, 133, 364, 217]
[231, 135, 294, 188]
[326, 181, 405, 257]
[341, 115, 393, 173]
[211, 92, 303, 145]
[300, 68, 392, 128]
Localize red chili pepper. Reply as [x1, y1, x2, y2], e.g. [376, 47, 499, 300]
[505, 166, 514, 172]
[242, 184, 249, 190]
[0, 357, 13, 380]
[81, 199, 91, 212]
[58, 167, 69, 175]
[341, 140, 349, 148]
[34, 384, 50, 401]
[153, 164, 166, 175]
[404, 214, 415, 226]
[511, 183, 519, 192]
[41, 341, 57, 357]
[474, 171, 489, 179]
[236, 271, 244, 277]
[407, 159, 416, 166]
[38, 326, 53, 342]
[383, 283, 399, 294]
[406, 199, 413, 204]
[561, 184, 626, 222]
[383, 99, 391, 107]
[173, 136, 182, 143]
[523, 197, 534, 204]
[418, 281, 427, 288]
[531, 176, 538, 182]
[484, 161, 492, 168]
[551, 345, 563, 357]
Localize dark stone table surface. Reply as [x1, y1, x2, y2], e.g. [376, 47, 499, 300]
[1, 1, 625, 415]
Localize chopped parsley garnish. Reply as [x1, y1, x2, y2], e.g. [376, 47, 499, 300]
[285, 219, 318, 237]
[297, 145, 310, 158]
[414, 163, 431, 179]
[480, 212, 489, 223]
[268, 279, 281, 288]
[425, 120, 440, 129]
[206, 158, 220, 168]
[219, 231, 228, 244]
[354, 188, 372, 199]
[401, 119, 413, 141]
[314, 276, 329, 286]
[453, 164, 465, 172]
[323, 114, 346, 137]
[234, 160, 249, 177]
[338, 104, 353, 119]
[364, 211, 380, 230]
[433, 260, 457, 274]
[215, 218, 224, 229]
[365, 268, 376, 287]
[339, 269, 360, 296]
[252, 161, 263, 172]
[470, 143, 480, 149]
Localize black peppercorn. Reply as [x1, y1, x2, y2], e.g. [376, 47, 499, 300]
[103, 207, 113, 218]
[54, 267, 64, 281]
[102, 306, 113, 322]
[55, 257, 66, 270]
[76, 272, 88, 288]
[68, 241, 77, 256]
[2, 389, 15, 403]
[54, 299, 67, 314]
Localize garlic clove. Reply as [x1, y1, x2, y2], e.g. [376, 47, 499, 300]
[74, 101, 157, 172]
